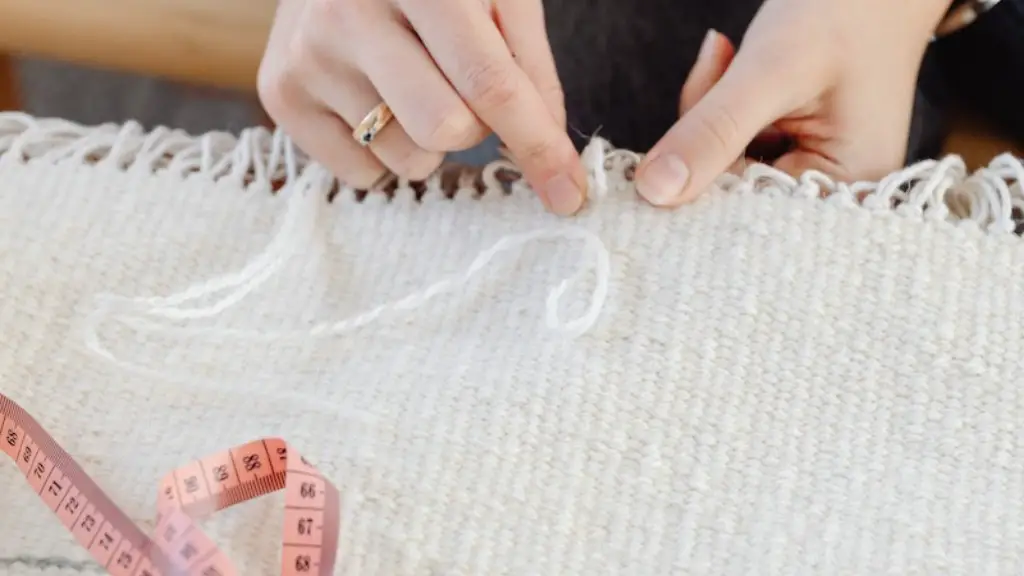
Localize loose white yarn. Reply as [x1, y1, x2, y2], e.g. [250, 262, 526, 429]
[5, 112, 1024, 576]
[82, 138, 615, 363]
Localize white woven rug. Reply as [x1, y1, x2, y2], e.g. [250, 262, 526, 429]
[2, 111, 1024, 575]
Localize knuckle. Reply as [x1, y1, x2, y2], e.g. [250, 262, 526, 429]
[415, 109, 483, 152]
[693, 104, 742, 156]
[258, 44, 303, 119]
[286, 32, 327, 77]
[461, 59, 520, 110]
[344, 168, 387, 190]
[295, 0, 360, 70]
[310, 0, 368, 40]
[390, 149, 444, 181]
[334, 158, 386, 189]
[309, 0, 345, 22]
[544, 85, 567, 126]
[256, 63, 296, 122]
[453, 124, 490, 151]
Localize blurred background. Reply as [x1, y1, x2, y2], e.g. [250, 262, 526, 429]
[14, 57, 257, 135]
[0, 0, 270, 136]
[1, 0, 1021, 170]
[0, 0, 507, 165]
[5, 55, 499, 165]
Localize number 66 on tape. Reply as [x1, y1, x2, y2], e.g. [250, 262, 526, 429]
[1, 393, 341, 575]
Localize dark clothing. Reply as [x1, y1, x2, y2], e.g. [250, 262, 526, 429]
[932, 0, 1024, 142]
[544, 0, 765, 153]
[543, 0, 1023, 163]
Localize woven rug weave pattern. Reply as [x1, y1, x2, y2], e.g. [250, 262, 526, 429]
[2, 112, 1024, 574]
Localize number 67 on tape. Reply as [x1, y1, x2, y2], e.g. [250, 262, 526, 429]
[1, 393, 342, 575]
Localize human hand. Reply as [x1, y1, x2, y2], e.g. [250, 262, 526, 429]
[635, 0, 953, 207]
[258, 0, 587, 215]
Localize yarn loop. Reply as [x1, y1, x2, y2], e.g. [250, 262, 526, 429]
[81, 139, 617, 362]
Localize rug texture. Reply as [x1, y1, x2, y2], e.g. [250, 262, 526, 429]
[2, 112, 1024, 575]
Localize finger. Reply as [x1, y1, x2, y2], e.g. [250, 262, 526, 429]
[309, 68, 445, 182]
[352, 20, 490, 152]
[679, 30, 736, 115]
[727, 156, 749, 176]
[636, 52, 789, 207]
[492, 0, 567, 128]
[679, 32, 795, 166]
[401, 0, 587, 216]
[257, 0, 389, 188]
[287, 106, 388, 189]
[257, 60, 386, 187]
[678, 29, 751, 175]
[678, 34, 767, 178]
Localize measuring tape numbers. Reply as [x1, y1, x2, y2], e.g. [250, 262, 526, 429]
[1, 393, 341, 575]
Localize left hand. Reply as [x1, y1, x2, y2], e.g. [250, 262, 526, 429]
[635, 0, 953, 207]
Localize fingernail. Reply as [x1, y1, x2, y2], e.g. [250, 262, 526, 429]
[637, 153, 690, 205]
[541, 172, 584, 216]
[698, 29, 720, 62]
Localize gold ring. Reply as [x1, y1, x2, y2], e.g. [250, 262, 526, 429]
[353, 102, 394, 146]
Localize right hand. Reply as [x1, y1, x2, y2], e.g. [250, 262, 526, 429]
[258, 0, 588, 216]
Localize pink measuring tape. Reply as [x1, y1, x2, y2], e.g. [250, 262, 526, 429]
[1, 393, 341, 575]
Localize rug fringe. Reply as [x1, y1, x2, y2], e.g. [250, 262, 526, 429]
[0, 112, 1022, 234]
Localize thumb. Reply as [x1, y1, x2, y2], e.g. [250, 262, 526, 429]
[636, 50, 787, 207]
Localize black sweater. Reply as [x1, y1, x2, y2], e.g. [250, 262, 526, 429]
[542, 0, 1023, 164]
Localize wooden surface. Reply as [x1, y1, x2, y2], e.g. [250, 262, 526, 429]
[0, 0, 276, 92]
[0, 54, 17, 110]
[0, 0, 1020, 167]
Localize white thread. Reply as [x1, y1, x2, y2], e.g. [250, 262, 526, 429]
[14, 114, 1024, 576]
[1, 113, 1023, 366]
[107, 170, 322, 321]
[294, 226, 610, 338]
[2, 113, 1022, 232]
[80, 136, 616, 360]
[81, 148, 613, 365]
[582, 137, 613, 198]
[84, 225, 611, 360]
